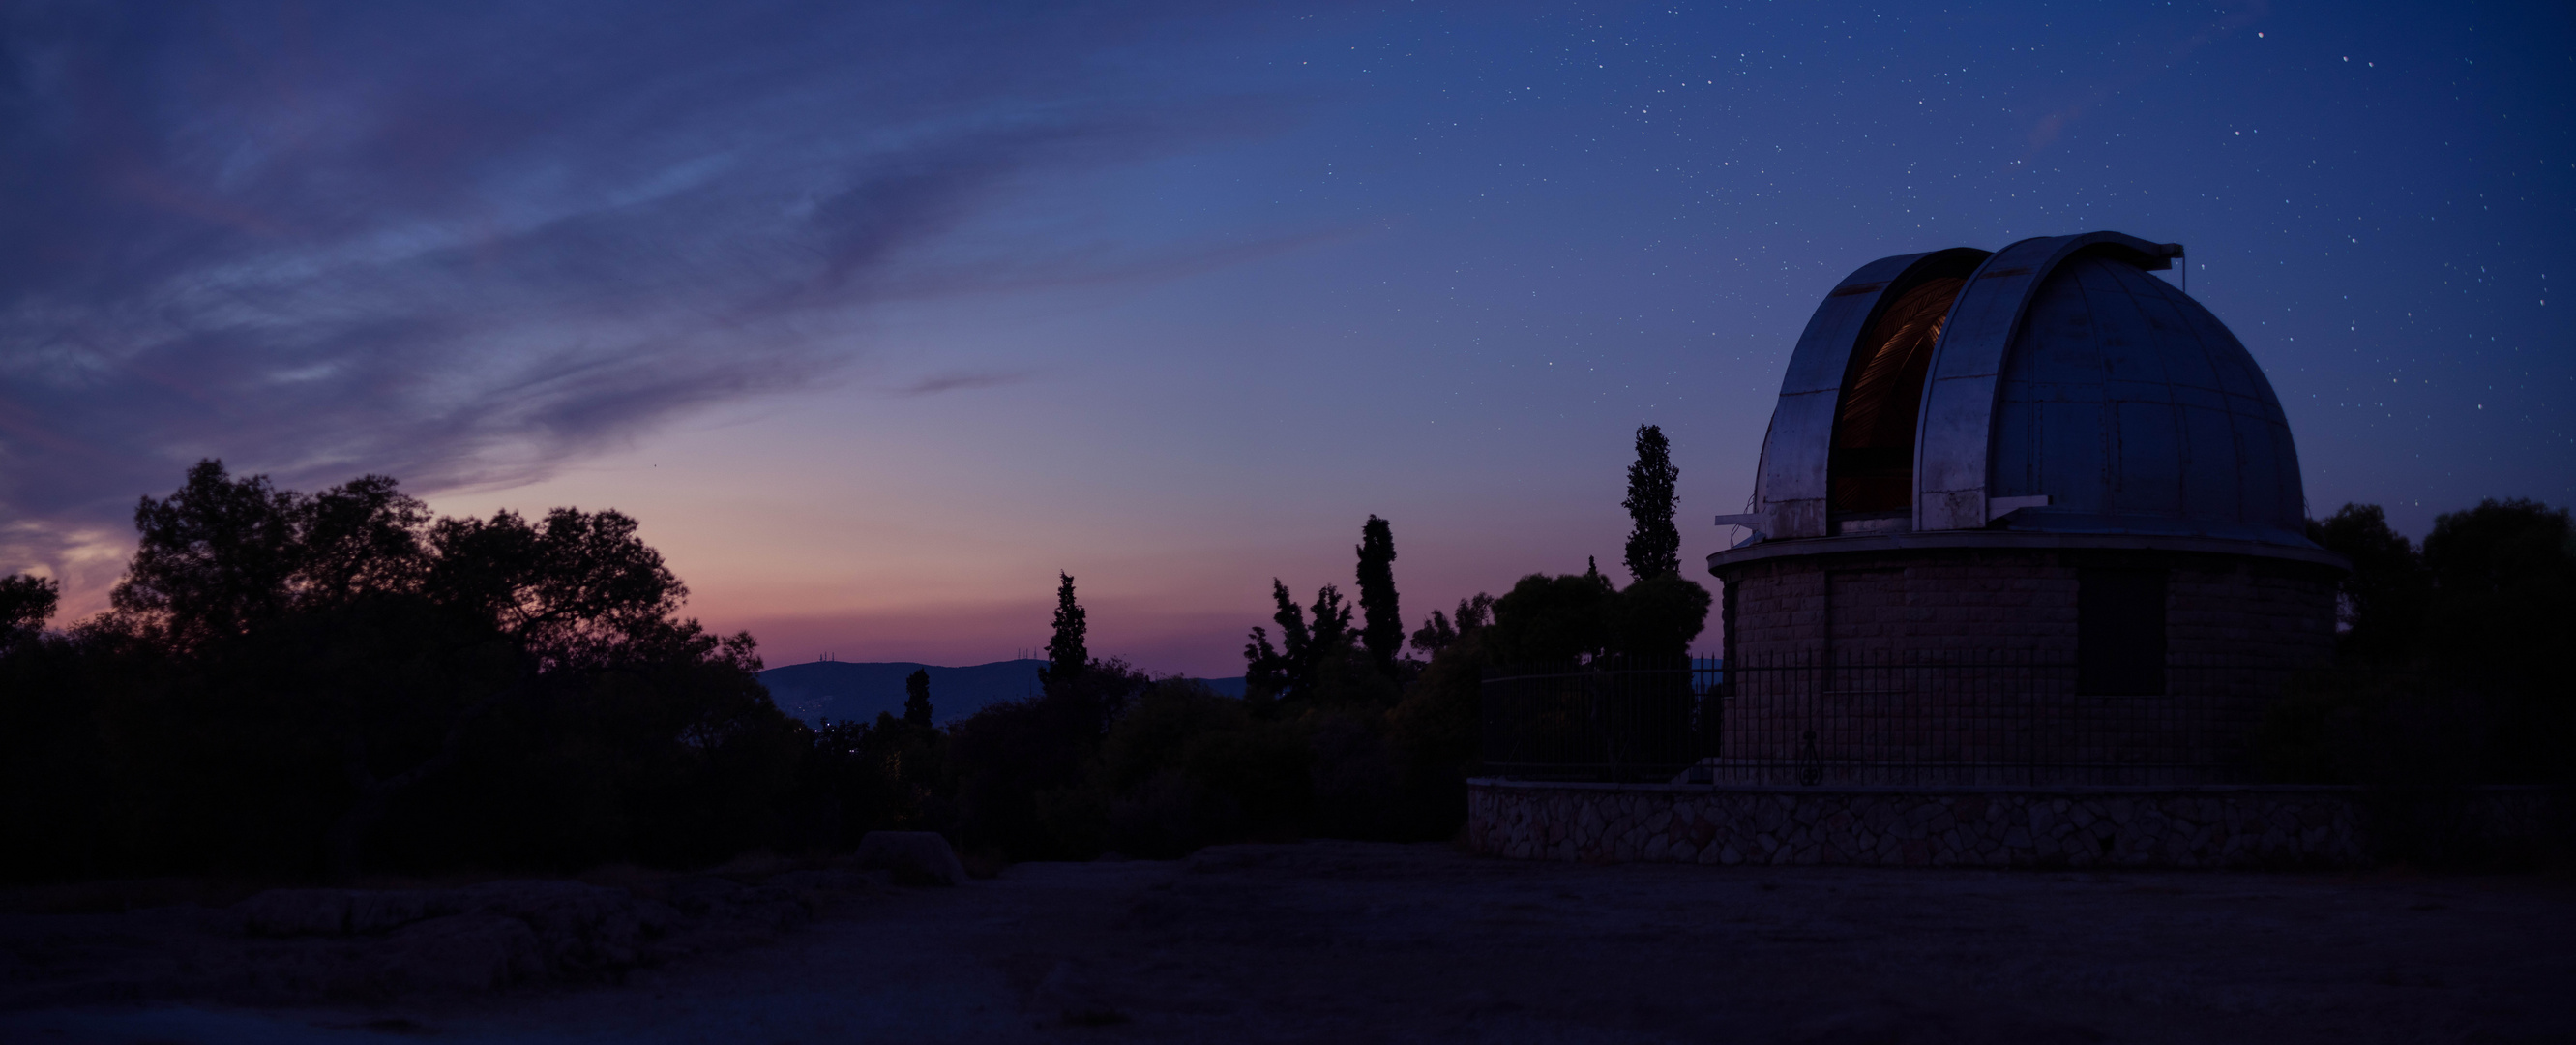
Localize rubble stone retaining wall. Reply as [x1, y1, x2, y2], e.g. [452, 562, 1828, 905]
[1466, 779, 2558, 870]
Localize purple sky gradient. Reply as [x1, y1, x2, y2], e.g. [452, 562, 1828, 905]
[5, 2, 2568, 676]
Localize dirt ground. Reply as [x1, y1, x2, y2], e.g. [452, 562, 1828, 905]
[4, 840, 2571, 1044]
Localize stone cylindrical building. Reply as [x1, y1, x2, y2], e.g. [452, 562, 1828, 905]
[1705, 231, 2343, 783]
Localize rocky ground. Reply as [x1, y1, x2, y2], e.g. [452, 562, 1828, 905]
[2, 841, 2570, 1044]
[0, 857, 857, 1010]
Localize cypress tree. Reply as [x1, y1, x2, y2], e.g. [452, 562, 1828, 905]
[1355, 515, 1403, 678]
[1041, 571, 1087, 686]
[1622, 424, 1682, 582]
[903, 669, 933, 728]
[1269, 578, 1312, 670]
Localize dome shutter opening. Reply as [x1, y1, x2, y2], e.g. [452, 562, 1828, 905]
[1829, 277, 1964, 514]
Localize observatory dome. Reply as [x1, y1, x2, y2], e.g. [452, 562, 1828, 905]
[1982, 250, 2305, 543]
[1741, 230, 2314, 551]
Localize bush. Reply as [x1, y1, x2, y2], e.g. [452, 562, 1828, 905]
[1086, 678, 1312, 856]
[942, 658, 1149, 862]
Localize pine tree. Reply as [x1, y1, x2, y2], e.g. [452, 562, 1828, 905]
[1041, 571, 1087, 686]
[1269, 578, 1312, 669]
[1622, 424, 1682, 582]
[1243, 625, 1287, 698]
[1309, 583, 1353, 651]
[903, 669, 933, 728]
[1247, 579, 1314, 700]
[1355, 515, 1403, 678]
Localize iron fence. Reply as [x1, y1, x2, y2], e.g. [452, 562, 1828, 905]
[1480, 652, 2295, 785]
[1480, 656, 1710, 783]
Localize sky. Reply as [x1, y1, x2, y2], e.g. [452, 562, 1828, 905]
[3, 1, 2569, 677]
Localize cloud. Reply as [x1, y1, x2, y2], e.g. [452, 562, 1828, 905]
[0, 0, 1265, 579]
[899, 372, 1028, 398]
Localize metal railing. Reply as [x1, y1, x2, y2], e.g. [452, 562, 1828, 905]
[1481, 652, 2294, 785]
[1480, 656, 1712, 783]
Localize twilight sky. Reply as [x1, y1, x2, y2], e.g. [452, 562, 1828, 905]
[4, 2, 2568, 676]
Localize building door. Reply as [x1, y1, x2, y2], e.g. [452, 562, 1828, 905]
[2078, 569, 2167, 695]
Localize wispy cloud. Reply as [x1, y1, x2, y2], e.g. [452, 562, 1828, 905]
[899, 372, 1027, 398]
[0, 0, 1264, 579]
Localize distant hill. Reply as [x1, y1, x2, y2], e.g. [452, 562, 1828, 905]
[758, 660, 1247, 727]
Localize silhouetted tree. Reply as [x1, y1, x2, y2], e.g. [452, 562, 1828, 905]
[2265, 498, 2576, 797]
[1610, 574, 1714, 661]
[0, 574, 56, 641]
[1267, 579, 1312, 665]
[1093, 677, 1312, 856]
[1243, 625, 1287, 701]
[947, 657, 1148, 861]
[1041, 572, 1087, 688]
[13, 460, 797, 881]
[1245, 579, 1311, 701]
[1244, 578, 1382, 705]
[1488, 561, 1708, 667]
[1355, 516, 1404, 679]
[346, 502, 751, 879]
[1309, 583, 1353, 653]
[1295, 583, 1380, 706]
[1409, 593, 1494, 660]
[2422, 498, 2575, 677]
[2426, 499, 2576, 784]
[1388, 612, 1493, 836]
[2307, 503, 2431, 664]
[424, 505, 688, 669]
[111, 461, 432, 650]
[2302, 497, 2574, 680]
[1409, 612, 1455, 659]
[903, 668, 933, 728]
[1489, 569, 1615, 664]
[796, 691, 947, 852]
[0, 591, 104, 881]
[1622, 424, 1682, 582]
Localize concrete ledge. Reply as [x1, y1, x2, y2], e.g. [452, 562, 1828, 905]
[1466, 779, 2557, 870]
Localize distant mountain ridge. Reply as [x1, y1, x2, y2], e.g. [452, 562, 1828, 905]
[758, 659, 1246, 727]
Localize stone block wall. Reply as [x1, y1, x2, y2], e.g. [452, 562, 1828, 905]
[1466, 779, 2557, 870]
[1703, 547, 2337, 784]
[2164, 558, 2339, 665]
[1714, 547, 2335, 669]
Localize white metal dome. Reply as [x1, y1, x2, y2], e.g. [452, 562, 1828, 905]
[1739, 231, 2314, 551]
